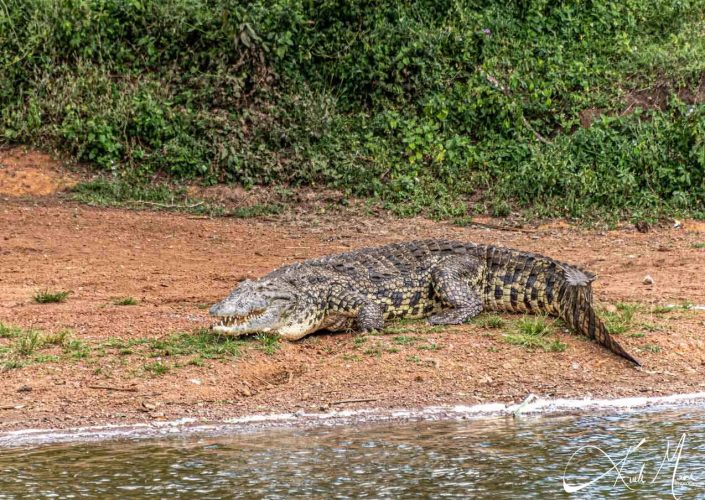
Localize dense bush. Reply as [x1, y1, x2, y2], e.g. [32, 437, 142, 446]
[1, 0, 704, 217]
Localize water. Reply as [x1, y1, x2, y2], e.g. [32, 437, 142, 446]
[1, 408, 704, 498]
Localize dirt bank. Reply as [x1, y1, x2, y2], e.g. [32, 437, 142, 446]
[1, 150, 705, 432]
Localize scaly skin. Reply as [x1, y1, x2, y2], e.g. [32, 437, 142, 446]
[210, 239, 640, 365]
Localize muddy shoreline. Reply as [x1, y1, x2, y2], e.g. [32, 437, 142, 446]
[2, 391, 705, 448]
[2, 149, 705, 438]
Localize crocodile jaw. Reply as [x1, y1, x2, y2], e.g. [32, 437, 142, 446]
[211, 308, 276, 335]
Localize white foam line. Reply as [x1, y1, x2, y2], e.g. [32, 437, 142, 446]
[2, 391, 705, 448]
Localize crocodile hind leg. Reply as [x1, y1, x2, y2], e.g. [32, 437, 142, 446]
[428, 256, 484, 325]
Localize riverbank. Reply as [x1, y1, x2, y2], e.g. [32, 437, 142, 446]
[2, 391, 705, 448]
[2, 153, 705, 435]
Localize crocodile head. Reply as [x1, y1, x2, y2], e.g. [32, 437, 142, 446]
[209, 278, 315, 339]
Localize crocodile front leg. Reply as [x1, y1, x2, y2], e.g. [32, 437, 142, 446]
[328, 290, 385, 332]
[429, 256, 483, 325]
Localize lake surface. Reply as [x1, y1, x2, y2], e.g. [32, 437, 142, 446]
[0, 408, 703, 498]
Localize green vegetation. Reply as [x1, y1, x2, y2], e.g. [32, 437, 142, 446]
[504, 316, 566, 352]
[0, 322, 78, 369]
[601, 303, 640, 335]
[113, 297, 138, 306]
[33, 290, 70, 304]
[143, 361, 171, 376]
[692, 243, 705, 249]
[353, 335, 367, 347]
[70, 178, 224, 214]
[475, 315, 506, 329]
[147, 329, 244, 359]
[256, 333, 280, 355]
[651, 301, 694, 314]
[640, 343, 662, 353]
[393, 335, 419, 346]
[0, 323, 254, 371]
[2, 1, 705, 219]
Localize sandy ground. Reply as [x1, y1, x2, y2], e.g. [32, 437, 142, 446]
[1, 147, 705, 432]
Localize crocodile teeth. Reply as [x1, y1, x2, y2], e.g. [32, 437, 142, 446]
[217, 310, 265, 327]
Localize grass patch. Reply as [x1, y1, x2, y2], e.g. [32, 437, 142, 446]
[1, 325, 253, 372]
[44, 330, 71, 347]
[504, 316, 566, 352]
[70, 179, 217, 214]
[147, 329, 243, 359]
[383, 323, 415, 335]
[33, 290, 70, 304]
[113, 297, 138, 306]
[14, 330, 44, 356]
[652, 305, 676, 314]
[34, 354, 61, 363]
[71, 179, 286, 218]
[392, 335, 419, 346]
[0, 323, 24, 338]
[363, 347, 382, 357]
[256, 333, 280, 355]
[0, 323, 84, 369]
[692, 243, 705, 249]
[143, 361, 171, 376]
[418, 342, 442, 351]
[640, 344, 662, 353]
[601, 303, 639, 335]
[64, 339, 90, 359]
[353, 335, 367, 347]
[475, 315, 506, 329]
[651, 301, 694, 315]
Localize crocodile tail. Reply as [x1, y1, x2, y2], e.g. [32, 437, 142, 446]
[561, 285, 641, 366]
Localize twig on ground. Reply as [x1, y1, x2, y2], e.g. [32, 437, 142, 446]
[330, 398, 378, 405]
[470, 221, 536, 233]
[130, 201, 204, 209]
[87, 385, 138, 392]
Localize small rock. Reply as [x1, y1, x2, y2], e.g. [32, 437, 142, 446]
[635, 221, 650, 233]
[16, 385, 32, 393]
[674, 220, 682, 229]
[241, 387, 252, 397]
[603, 304, 618, 313]
[141, 401, 156, 411]
[643, 275, 654, 285]
[572, 362, 581, 370]
[189, 378, 202, 385]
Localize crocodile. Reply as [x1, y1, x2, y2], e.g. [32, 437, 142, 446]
[209, 239, 640, 365]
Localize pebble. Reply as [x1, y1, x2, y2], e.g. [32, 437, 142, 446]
[643, 275, 654, 285]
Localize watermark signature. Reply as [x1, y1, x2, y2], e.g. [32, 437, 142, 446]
[563, 433, 702, 498]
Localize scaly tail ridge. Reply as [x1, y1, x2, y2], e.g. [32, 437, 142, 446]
[563, 287, 641, 366]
